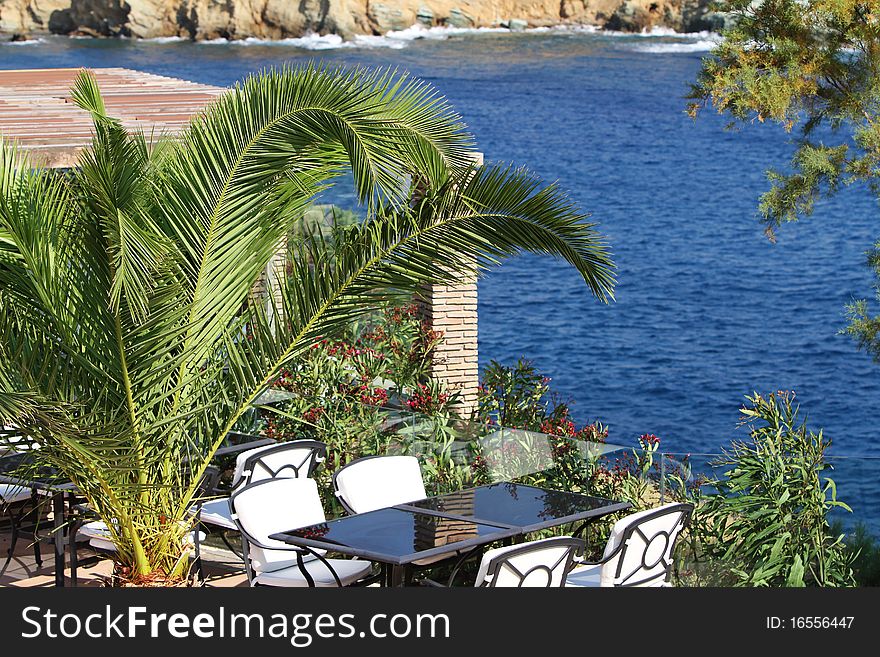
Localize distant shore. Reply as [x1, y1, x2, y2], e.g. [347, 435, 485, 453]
[0, 0, 725, 44]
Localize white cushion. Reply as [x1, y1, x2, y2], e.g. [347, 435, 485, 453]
[79, 521, 119, 552]
[79, 520, 205, 553]
[252, 558, 372, 587]
[334, 456, 426, 514]
[194, 498, 238, 530]
[565, 563, 602, 587]
[1, 483, 31, 505]
[190, 498, 326, 563]
[588, 502, 687, 587]
[231, 477, 327, 573]
[475, 537, 577, 588]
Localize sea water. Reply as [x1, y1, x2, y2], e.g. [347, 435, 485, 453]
[3, 27, 878, 526]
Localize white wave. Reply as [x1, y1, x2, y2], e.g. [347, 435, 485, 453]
[600, 26, 719, 40]
[354, 25, 510, 48]
[195, 25, 515, 50]
[142, 36, 186, 44]
[635, 39, 720, 53]
[188, 22, 721, 51]
[198, 33, 354, 49]
[2, 37, 45, 45]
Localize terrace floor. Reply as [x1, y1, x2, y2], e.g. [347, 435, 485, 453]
[0, 521, 249, 588]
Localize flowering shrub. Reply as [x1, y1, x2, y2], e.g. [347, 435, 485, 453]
[258, 302, 461, 509]
[473, 359, 612, 486]
[405, 381, 450, 414]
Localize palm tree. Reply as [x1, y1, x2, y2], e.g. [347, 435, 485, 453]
[0, 65, 615, 584]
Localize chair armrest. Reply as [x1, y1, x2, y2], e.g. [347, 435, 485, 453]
[242, 532, 345, 588]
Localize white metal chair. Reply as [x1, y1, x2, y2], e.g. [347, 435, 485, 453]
[194, 439, 327, 533]
[74, 438, 328, 564]
[332, 455, 427, 514]
[565, 502, 693, 587]
[474, 536, 585, 587]
[229, 477, 373, 587]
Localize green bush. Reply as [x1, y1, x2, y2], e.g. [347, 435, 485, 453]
[257, 302, 466, 508]
[694, 392, 855, 587]
[845, 523, 880, 587]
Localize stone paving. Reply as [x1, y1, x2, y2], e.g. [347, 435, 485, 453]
[0, 521, 249, 588]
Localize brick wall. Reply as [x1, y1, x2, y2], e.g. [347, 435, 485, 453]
[419, 152, 483, 417]
[420, 275, 479, 416]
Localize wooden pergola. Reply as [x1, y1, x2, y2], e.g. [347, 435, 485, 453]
[0, 67, 224, 168]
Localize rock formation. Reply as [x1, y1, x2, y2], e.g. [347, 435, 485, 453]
[0, 0, 715, 41]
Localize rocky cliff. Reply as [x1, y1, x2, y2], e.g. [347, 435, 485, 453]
[0, 0, 718, 41]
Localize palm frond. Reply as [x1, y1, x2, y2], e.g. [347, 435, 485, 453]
[0, 65, 615, 580]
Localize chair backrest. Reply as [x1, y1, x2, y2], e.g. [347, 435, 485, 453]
[0, 425, 39, 452]
[232, 440, 326, 489]
[229, 477, 326, 575]
[332, 455, 427, 514]
[598, 502, 693, 587]
[475, 537, 585, 587]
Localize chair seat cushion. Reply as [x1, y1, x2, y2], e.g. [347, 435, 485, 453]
[253, 558, 372, 588]
[80, 521, 205, 553]
[565, 564, 602, 587]
[0, 483, 31, 505]
[79, 521, 117, 551]
[195, 499, 237, 530]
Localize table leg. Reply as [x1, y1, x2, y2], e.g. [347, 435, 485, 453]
[67, 494, 77, 587]
[52, 492, 65, 587]
[389, 565, 407, 588]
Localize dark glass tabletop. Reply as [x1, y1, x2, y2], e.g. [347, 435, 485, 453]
[400, 482, 631, 532]
[271, 507, 517, 565]
[0, 450, 71, 489]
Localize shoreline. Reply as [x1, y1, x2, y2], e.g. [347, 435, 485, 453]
[0, 23, 722, 49]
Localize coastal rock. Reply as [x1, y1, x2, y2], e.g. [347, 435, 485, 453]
[368, 2, 409, 33]
[604, 0, 674, 32]
[0, 0, 717, 40]
[603, 0, 714, 32]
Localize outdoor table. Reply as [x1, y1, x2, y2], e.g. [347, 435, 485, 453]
[0, 451, 77, 587]
[271, 482, 631, 587]
[1, 433, 274, 587]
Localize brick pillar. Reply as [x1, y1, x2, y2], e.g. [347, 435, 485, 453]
[265, 234, 287, 325]
[421, 275, 479, 416]
[253, 235, 287, 328]
[420, 152, 483, 417]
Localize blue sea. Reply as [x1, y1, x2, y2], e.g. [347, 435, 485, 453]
[3, 26, 879, 522]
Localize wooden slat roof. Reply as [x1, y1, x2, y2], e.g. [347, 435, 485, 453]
[0, 67, 225, 168]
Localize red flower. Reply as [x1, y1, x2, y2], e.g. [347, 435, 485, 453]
[302, 406, 325, 424]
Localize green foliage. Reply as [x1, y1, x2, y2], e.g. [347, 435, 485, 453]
[256, 303, 463, 507]
[0, 66, 615, 582]
[689, 0, 880, 355]
[475, 359, 607, 439]
[845, 522, 880, 586]
[471, 360, 660, 554]
[695, 391, 855, 586]
[476, 359, 556, 429]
